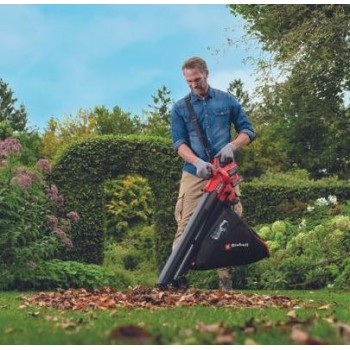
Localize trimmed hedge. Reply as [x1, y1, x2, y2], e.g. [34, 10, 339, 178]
[52, 135, 350, 270]
[241, 183, 350, 226]
[51, 135, 182, 267]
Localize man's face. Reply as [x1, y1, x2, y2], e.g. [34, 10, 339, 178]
[183, 67, 209, 98]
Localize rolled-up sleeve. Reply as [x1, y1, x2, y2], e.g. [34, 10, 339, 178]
[230, 97, 256, 142]
[171, 104, 189, 151]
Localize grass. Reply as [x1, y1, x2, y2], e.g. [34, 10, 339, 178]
[0, 289, 349, 345]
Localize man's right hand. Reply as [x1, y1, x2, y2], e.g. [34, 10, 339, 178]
[194, 158, 214, 179]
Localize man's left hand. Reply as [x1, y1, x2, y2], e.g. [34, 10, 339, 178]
[215, 143, 237, 163]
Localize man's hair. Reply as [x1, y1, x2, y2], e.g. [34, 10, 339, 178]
[182, 57, 208, 73]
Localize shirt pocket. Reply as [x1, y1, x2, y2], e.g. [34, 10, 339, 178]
[214, 108, 230, 127]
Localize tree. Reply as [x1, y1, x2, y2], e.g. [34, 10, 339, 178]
[143, 85, 172, 138]
[41, 111, 97, 159]
[229, 5, 350, 178]
[0, 79, 28, 134]
[93, 105, 142, 136]
[228, 79, 255, 116]
[41, 106, 143, 160]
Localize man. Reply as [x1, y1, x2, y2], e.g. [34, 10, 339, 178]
[171, 56, 256, 290]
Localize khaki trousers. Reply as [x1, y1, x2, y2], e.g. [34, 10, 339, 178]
[173, 171, 243, 282]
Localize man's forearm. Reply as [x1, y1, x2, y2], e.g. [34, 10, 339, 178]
[230, 132, 251, 150]
[177, 144, 199, 165]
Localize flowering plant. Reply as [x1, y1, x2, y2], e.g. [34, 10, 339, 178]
[0, 137, 79, 289]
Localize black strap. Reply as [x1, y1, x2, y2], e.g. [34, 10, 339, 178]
[185, 95, 211, 159]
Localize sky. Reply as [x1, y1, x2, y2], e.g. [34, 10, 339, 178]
[0, 4, 262, 132]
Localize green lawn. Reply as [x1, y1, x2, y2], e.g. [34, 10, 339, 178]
[0, 289, 349, 345]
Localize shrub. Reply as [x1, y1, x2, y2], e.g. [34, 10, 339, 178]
[233, 197, 350, 290]
[51, 135, 182, 267]
[103, 175, 154, 241]
[0, 137, 79, 290]
[103, 224, 158, 287]
[8, 259, 131, 291]
[241, 170, 350, 225]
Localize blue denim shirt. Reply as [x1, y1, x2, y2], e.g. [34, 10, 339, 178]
[171, 86, 256, 176]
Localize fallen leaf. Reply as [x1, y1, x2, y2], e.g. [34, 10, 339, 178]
[335, 322, 350, 344]
[245, 338, 258, 345]
[215, 334, 234, 345]
[28, 311, 40, 317]
[290, 327, 309, 344]
[21, 287, 299, 311]
[286, 310, 297, 318]
[109, 325, 152, 344]
[196, 322, 223, 333]
[4, 328, 15, 334]
[318, 304, 331, 310]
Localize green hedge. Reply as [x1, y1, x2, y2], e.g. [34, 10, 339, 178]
[52, 136, 350, 270]
[241, 183, 350, 226]
[51, 135, 182, 267]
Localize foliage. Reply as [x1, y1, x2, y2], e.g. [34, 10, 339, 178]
[0, 78, 27, 133]
[226, 79, 290, 178]
[0, 137, 79, 290]
[103, 175, 154, 241]
[103, 225, 158, 287]
[41, 106, 144, 160]
[228, 5, 350, 179]
[51, 135, 182, 266]
[228, 79, 255, 116]
[235, 198, 350, 290]
[16, 130, 43, 166]
[8, 259, 131, 291]
[41, 111, 98, 160]
[241, 170, 350, 225]
[51, 135, 350, 270]
[93, 105, 143, 136]
[142, 85, 172, 138]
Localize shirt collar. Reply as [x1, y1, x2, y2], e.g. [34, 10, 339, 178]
[189, 86, 214, 102]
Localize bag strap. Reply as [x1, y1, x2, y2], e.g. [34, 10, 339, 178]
[185, 95, 211, 159]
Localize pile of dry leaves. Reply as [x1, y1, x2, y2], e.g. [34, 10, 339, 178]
[20, 286, 298, 311]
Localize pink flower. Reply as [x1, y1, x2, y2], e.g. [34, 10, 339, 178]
[0, 137, 21, 157]
[47, 215, 58, 228]
[10, 174, 33, 190]
[63, 238, 73, 249]
[54, 228, 67, 240]
[46, 184, 64, 210]
[0, 159, 7, 167]
[67, 211, 80, 222]
[36, 159, 52, 174]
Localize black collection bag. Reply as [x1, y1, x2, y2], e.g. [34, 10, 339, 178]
[190, 207, 269, 270]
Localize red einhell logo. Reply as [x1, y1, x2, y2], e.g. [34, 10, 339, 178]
[224, 242, 249, 251]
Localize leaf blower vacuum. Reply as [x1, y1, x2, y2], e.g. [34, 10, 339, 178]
[157, 159, 269, 289]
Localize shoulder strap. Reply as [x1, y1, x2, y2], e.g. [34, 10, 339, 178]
[185, 95, 211, 159]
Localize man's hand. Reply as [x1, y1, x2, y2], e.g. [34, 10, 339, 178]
[194, 158, 214, 179]
[215, 143, 237, 163]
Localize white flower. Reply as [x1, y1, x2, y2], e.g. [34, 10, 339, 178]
[299, 219, 306, 228]
[315, 197, 328, 206]
[307, 206, 315, 212]
[327, 195, 337, 205]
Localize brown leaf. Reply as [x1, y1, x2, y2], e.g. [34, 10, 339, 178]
[21, 287, 299, 311]
[196, 322, 223, 333]
[318, 304, 331, 310]
[245, 338, 258, 345]
[286, 310, 297, 318]
[109, 325, 152, 344]
[215, 334, 234, 345]
[335, 322, 350, 344]
[290, 327, 309, 344]
[290, 326, 329, 345]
